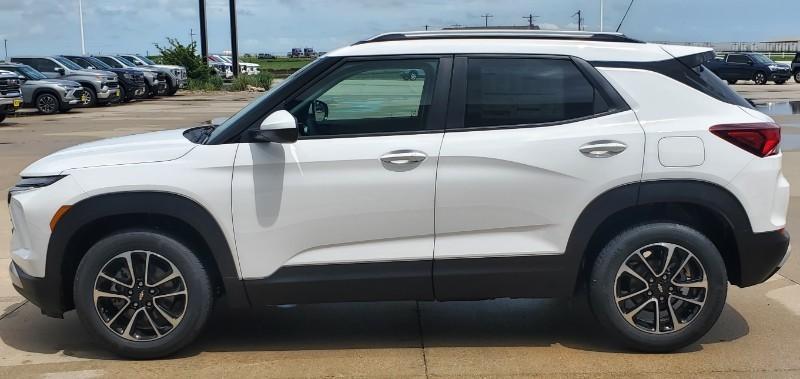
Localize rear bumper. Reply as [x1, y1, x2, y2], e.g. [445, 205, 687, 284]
[9, 262, 64, 318]
[736, 229, 791, 287]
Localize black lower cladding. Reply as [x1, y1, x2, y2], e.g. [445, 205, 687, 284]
[243, 255, 575, 304]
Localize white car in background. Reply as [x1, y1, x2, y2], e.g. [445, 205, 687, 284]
[213, 55, 260, 75]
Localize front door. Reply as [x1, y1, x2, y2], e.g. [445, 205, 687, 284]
[232, 57, 451, 303]
[433, 56, 645, 300]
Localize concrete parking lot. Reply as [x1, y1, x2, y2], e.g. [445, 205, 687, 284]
[0, 84, 799, 378]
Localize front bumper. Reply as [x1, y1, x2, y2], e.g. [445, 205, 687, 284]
[96, 82, 121, 101]
[62, 88, 84, 106]
[736, 229, 791, 287]
[9, 261, 64, 318]
[1, 96, 22, 114]
[769, 70, 792, 81]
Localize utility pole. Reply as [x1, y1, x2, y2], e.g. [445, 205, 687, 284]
[480, 13, 493, 28]
[189, 28, 196, 45]
[573, 10, 584, 31]
[3, 39, 7, 62]
[78, 0, 86, 54]
[424, 25, 430, 31]
[199, 0, 208, 63]
[600, 0, 604, 32]
[522, 13, 539, 29]
[229, 0, 239, 77]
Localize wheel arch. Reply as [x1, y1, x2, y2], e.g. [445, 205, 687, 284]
[46, 191, 249, 315]
[566, 180, 752, 294]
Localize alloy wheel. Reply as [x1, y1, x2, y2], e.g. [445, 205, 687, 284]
[754, 72, 767, 85]
[82, 89, 95, 106]
[37, 94, 58, 114]
[93, 250, 188, 341]
[614, 243, 708, 334]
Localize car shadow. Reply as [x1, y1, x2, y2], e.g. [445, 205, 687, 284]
[0, 296, 750, 361]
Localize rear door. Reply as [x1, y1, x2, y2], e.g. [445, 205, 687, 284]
[726, 54, 753, 80]
[433, 56, 644, 300]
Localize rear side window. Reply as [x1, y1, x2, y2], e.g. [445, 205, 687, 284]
[464, 58, 610, 128]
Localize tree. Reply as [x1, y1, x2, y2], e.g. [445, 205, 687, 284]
[154, 38, 215, 80]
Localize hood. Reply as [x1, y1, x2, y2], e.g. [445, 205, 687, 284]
[33, 78, 82, 87]
[151, 64, 183, 71]
[21, 128, 196, 176]
[106, 67, 142, 76]
[72, 69, 116, 78]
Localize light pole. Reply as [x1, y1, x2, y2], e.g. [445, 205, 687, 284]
[78, 0, 86, 54]
[3, 39, 7, 62]
[600, 0, 604, 32]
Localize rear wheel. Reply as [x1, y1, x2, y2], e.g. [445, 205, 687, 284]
[795, 71, 800, 83]
[589, 223, 727, 352]
[74, 231, 213, 359]
[753, 71, 768, 85]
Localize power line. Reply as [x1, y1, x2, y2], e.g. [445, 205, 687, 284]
[480, 13, 493, 27]
[616, 0, 635, 32]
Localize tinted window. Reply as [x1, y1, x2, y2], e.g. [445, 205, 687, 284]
[287, 59, 439, 137]
[65, 56, 94, 69]
[30, 58, 59, 72]
[464, 58, 609, 128]
[96, 56, 123, 68]
[727, 54, 750, 64]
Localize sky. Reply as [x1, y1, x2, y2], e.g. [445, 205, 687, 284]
[1, 0, 799, 57]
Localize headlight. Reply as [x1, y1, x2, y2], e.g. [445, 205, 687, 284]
[768, 65, 779, 71]
[9, 176, 66, 196]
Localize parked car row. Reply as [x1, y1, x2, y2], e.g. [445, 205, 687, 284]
[705, 52, 797, 85]
[0, 55, 187, 119]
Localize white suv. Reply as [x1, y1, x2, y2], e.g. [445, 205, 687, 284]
[8, 31, 792, 358]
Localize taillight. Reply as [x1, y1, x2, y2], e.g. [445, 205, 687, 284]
[709, 123, 781, 157]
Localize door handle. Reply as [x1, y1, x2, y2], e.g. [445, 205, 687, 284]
[380, 150, 427, 165]
[579, 141, 627, 158]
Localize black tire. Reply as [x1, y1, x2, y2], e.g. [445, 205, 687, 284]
[589, 223, 727, 353]
[144, 83, 157, 99]
[81, 86, 97, 107]
[74, 231, 213, 359]
[775, 80, 786, 85]
[118, 86, 129, 103]
[726, 80, 737, 85]
[0, 114, 5, 123]
[753, 71, 768, 85]
[166, 80, 178, 96]
[35, 92, 61, 114]
[794, 71, 800, 83]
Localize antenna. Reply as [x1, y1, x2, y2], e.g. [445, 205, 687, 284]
[480, 13, 493, 28]
[522, 13, 539, 29]
[616, 0, 635, 32]
[572, 10, 584, 31]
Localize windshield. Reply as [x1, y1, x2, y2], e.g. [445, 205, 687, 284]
[85, 56, 113, 70]
[136, 55, 156, 65]
[219, 56, 233, 63]
[115, 56, 137, 67]
[208, 57, 325, 142]
[12, 65, 47, 80]
[751, 54, 775, 65]
[54, 56, 84, 70]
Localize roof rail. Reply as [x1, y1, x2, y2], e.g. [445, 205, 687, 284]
[355, 30, 644, 45]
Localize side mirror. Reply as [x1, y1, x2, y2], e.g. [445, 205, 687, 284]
[87, 66, 95, 70]
[253, 110, 298, 143]
[54, 67, 65, 75]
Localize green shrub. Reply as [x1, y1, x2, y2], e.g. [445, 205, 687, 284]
[154, 37, 216, 80]
[187, 76, 223, 91]
[227, 72, 273, 92]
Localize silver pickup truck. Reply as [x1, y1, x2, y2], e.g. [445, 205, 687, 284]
[0, 70, 23, 123]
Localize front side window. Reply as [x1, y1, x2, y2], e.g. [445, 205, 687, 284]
[464, 58, 609, 128]
[65, 56, 93, 69]
[287, 59, 439, 137]
[727, 54, 750, 64]
[16, 65, 48, 80]
[33, 58, 59, 72]
[54, 56, 83, 70]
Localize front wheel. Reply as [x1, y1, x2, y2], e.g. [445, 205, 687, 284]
[36, 93, 61, 114]
[795, 71, 800, 83]
[589, 223, 727, 352]
[74, 231, 213, 359]
[81, 86, 97, 107]
[753, 71, 768, 85]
